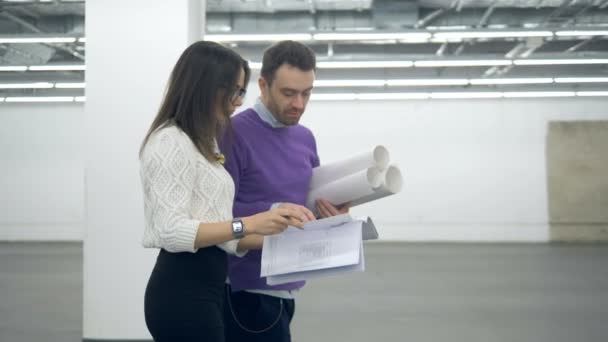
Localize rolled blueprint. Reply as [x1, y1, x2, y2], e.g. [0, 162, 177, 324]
[309, 145, 389, 190]
[306, 165, 403, 210]
[349, 165, 403, 207]
[306, 167, 382, 209]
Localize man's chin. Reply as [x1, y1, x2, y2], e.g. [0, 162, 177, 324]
[281, 114, 301, 126]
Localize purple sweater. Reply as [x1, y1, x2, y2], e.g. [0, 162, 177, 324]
[220, 108, 320, 291]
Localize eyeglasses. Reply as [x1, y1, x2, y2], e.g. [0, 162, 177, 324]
[231, 87, 247, 102]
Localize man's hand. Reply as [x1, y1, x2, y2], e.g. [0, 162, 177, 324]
[316, 198, 350, 218]
[278, 202, 316, 222]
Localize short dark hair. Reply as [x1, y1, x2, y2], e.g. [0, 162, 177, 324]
[140, 41, 250, 162]
[261, 40, 316, 86]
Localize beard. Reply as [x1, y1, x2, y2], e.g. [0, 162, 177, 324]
[267, 95, 301, 126]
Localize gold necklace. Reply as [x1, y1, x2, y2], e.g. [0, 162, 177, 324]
[214, 152, 225, 165]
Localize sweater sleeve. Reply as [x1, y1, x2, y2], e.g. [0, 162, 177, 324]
[140, 129, 200, 253]
[217, 240, 247, 257]
[221, 129, 274, 216]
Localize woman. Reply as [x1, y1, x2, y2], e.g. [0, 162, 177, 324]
[139, 41, 303, 342]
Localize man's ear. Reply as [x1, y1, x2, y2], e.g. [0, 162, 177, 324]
[258, 77, 268, 98]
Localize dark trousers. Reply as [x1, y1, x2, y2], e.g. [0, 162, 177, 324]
[145, 248, 227, 342]
[224, 286, 296, 342]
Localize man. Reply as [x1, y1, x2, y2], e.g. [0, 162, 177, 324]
[220, 40, 347, 342]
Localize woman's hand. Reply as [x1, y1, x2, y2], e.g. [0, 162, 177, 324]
[242, 207, 304, 236]
[277, 202, 316, 222]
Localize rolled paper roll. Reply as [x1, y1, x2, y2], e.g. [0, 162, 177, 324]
[309, 145, 389, 190]
[350, 165, 403, 207]
[307, 165, 404, 211]
[306, 166, 384, 210]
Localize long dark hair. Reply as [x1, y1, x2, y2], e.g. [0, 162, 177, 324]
[140, 41, 250, 162]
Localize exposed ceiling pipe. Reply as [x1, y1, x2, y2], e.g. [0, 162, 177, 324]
[476, 3, 496, 27]
[415, 8, 446, 28]
[561, 3, 595, 26]
[455, 0, 464, 12]
[435, 42, 448, 56]
[564, 36, 597, 52]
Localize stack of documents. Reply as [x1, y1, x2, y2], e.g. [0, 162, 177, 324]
[305, 145, 403, 212]
[260, 214, 378, 285]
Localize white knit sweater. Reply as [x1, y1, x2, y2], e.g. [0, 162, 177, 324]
[140, 125, 241, 255]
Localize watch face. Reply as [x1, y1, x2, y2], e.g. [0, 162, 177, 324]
[233, 220, 244, 235]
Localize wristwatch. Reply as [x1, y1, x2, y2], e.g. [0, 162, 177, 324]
[231, 218, 245, 239]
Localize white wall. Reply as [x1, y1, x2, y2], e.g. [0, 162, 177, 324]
[2, 97, 608, 243]
[0, 103, 84, 241]
[303, 97, 608, 242]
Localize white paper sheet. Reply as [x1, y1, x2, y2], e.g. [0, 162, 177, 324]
[260, 214, 377, 285]
[266, 239, 365, 285]
[260, 220, 362, 277]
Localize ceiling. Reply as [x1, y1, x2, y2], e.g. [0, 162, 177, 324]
[0, 0, 84, 101]
[1, 0, 608, 101]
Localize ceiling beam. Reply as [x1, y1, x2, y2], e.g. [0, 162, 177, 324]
[0, 10, 84, 61]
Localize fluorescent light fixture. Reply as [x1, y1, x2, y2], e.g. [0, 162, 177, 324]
[357, 93, 430, 100]
[313, 32, 431, 41]
[386, 79, 469, 86]
[429, 37, 463, 43]
[502, 91, 576, 98]
[248, 62, 262, 69]
[28, 64, 86, 71]
[204, 34, 312, 42]
[470, 78, 553, 85]
[4, 96, 77, 102]
[311, 93, 358, 101]
[280, 58, 608, 70]
[0, 66, 28, 71]
[74, 96, 86, 102]
[253, 90, 608, 101]
[314, 80, 385, 87]
[311, 93, 430, 101]
[554, 77, 608, 83]
[576, 91, 608, 96]
[433, 31, 553, 40]
[426, 26, 469, 30]
[415, 60, 512, 67]
[78, 37, 86, 43]
[55, 82, 86, 88]
[0, 37, 77, 44]
[430, 92, 503, 99]
[317, 61, 414, 68]
[0, 82, 53, 89]
[514, 59, 608, 65]
[487, 24, 509, 29]
[555, 30, 608, 36]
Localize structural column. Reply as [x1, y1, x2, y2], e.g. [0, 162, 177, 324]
[83, 1, 205, 340]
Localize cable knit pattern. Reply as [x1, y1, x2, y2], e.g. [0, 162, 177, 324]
[140, 124, 240, 255]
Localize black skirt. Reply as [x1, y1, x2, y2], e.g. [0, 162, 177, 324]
[144, 246, 228, 342]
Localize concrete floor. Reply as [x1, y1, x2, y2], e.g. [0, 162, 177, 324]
[1, 242, 607, 342]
